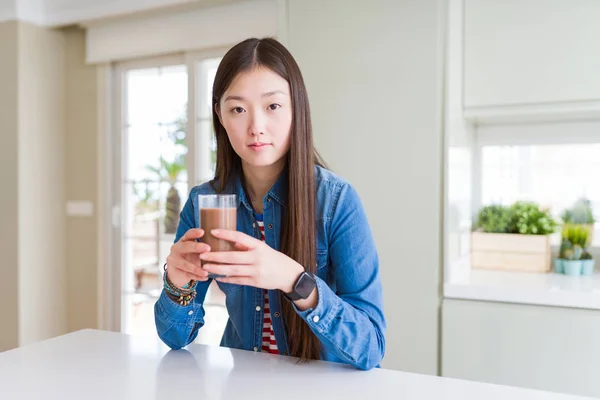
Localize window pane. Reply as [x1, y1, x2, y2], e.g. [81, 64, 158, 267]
[123, 64, 188, 336]
[481, 144, 600, 245]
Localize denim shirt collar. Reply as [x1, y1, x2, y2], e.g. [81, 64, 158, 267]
[233, 168, 288, 213]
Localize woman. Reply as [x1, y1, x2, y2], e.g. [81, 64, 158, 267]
[154, 37, 386, 371]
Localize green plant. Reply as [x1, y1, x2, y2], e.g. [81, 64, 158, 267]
[143, 107, 217, 234]
[560, 224, 592, 260]
[559, 239, 573, 259]
[476, 201, 557, 235]
[561, 198, 595, 225]
[508, 201, 558, 235]
[146, 155, 186, 234]
[562, 223, 590, 247]
[581, 250, 593, 260]
[476, 204, 511, 233]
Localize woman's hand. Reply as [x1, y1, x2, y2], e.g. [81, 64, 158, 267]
[199, 229, 304, 293]
[165, 228, 211, 288]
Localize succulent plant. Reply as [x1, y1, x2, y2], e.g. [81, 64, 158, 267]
[573, 244, 583, 260]
[561, 198, 595, 225]
[563, 248, 575, 260]
[560, 224, 593, 260]
[559, 239, 573, 259]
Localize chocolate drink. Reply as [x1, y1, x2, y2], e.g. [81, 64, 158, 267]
[200, 208, 237, 277]
[200, 207, 237, 250]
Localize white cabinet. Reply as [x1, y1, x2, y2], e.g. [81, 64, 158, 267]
[442, 299, 600, 398]
[464, 0, 600, 108]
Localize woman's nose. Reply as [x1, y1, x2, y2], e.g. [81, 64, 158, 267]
[248, 110, 266, 136]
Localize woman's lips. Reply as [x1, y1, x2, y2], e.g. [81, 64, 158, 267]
[248, 143, 271, 151]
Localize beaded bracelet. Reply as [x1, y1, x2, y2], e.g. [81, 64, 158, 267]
[163, 263, 198, 306]
[165, 290, 197, 307]
[163, 263, 197, 292]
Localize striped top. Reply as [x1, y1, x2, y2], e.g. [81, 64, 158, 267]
[255, 214, 279, 355]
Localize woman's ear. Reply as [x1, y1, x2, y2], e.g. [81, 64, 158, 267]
[215, 103, 223, 126]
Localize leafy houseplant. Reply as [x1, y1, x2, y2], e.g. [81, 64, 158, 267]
[472, 202, 558, 272]
[476, 205, 511, 233]
[475, 202, 557, 236]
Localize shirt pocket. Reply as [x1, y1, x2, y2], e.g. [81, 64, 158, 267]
[316, 250, 328, 271]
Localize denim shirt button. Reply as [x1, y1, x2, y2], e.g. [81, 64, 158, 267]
[268, 224, 273, 229]
[255, 306, 261, 312]
[267, 197, 271, 202]
[274, 312, 280, 318]
[312, 315, 320, 323]
[253, 347, 258, 352]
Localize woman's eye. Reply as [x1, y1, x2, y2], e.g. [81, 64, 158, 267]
[268, 104, 281, 111]
[231, 107, 245, 114]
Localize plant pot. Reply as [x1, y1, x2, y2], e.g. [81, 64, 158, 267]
[471, 232, 551, 272]
[581, 260, 595, 276]
[563, 260, 583, 276]
[553, 258, 563, 274]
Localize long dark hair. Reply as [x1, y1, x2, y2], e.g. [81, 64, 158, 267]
[211, 38, 325, 361]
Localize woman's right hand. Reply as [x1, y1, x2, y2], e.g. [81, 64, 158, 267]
[166, 228, 211, 289]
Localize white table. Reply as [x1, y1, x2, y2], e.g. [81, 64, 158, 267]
[0, 329, 594, 399]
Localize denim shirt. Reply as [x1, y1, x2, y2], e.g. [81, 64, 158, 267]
[154, 166, 386, 370]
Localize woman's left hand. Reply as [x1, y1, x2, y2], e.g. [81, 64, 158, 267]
[199, 229, 304, 293]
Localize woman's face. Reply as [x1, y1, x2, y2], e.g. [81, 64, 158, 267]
[217, 67, 293, 172]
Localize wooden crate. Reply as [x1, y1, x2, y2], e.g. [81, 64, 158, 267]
[471, 232, 551, 273]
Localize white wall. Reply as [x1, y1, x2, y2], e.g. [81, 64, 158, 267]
[1, 0, 238, 25]
[443, 299, 600, 398]
[18, 21, 67, 346]
[0, 20, 20, 351]
[0, 0, 17, 21]
[287, 0, 445, 374]
[85, 0, 277, 63]
[64, 27, 99, 333]
[464, 0, 600, 108]
[1, 0, 48, 24]
[43, 0, 233, 25]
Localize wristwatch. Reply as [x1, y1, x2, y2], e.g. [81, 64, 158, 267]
[283, 271, 317, 301]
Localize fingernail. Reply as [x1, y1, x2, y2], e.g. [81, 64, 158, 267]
[211, 229, 220, 235]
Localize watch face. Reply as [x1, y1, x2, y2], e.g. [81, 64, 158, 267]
[295, 272, 317, 298]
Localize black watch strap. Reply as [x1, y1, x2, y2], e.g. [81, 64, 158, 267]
[283, 271, 317, 301]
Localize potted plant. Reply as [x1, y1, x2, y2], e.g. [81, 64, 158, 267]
[581, 250, 595, 276]
[561, 197, 596, 241]
[471, 201, 558, 272]
[557, 224, 594, 276]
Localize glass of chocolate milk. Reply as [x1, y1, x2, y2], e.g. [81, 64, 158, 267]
[198, 194, 237, 278]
